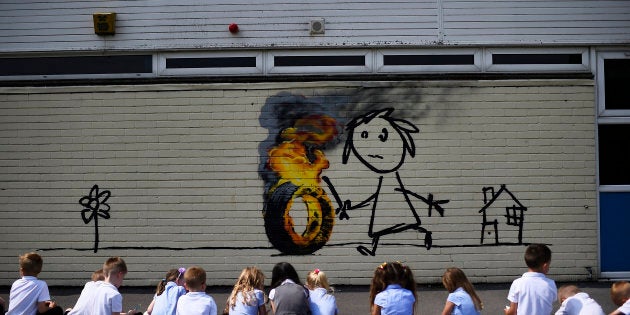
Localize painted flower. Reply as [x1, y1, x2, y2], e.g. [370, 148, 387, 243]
[79, 184, 111, 253]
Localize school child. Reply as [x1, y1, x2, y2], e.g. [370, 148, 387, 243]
[504, 243, 557, 315]
[175, 266, 217, 315]
[224, 266, 266, 315]
[369, 261, 417, 315]
[87, 256, 138, 315]
[610, 281, 630, 315]
[268, 262, 310, 315]
[440, 267, 482, 315]
[305, 268, 338, 315]
[6, 252, 63, 315]
[554, 284, 604, 315]
[145, 268, 187, 315]
[65, 269, 105, 315]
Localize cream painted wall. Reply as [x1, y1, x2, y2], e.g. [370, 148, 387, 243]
[0, 79, 596, 286]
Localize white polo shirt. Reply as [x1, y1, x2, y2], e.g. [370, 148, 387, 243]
[7, 276, 51, 315]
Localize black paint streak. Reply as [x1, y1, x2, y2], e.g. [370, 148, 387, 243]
[78, 184, 111, 253]
[36, 242, 538, 253]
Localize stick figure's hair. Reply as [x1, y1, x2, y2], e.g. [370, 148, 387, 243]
[342, 108, 419, 165]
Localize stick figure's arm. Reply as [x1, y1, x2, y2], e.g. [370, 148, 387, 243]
[395, 188, 449, 217]
[322, 176, 371, 220]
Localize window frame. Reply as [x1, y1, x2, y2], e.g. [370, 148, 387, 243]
[596, 51, 630, 117]
[266, 49, 372, 75]
[158, 51, 263, 76]
[0, 54, 157, 81]
[484, 47, 589, 73]
[376, 48, 481, 73]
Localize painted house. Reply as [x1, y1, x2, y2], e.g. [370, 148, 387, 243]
[0, 1, 629, 286]
[478, 185, 527, 245]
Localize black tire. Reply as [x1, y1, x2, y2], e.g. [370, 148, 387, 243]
[264, 181, 335, 255]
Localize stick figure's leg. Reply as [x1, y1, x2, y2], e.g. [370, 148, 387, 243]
[424, 230, 432, 249]
[357, 235, 379, 256]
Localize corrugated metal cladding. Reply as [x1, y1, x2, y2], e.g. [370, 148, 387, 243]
[0, 0, 629, 53]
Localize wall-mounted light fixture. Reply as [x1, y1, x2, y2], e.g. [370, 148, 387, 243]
[93, 12, 116, 35]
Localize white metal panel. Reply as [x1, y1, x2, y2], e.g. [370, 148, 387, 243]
[442, 0, 630, 45]
[0, 0, 439, 53]
[1, 0, 628, 53]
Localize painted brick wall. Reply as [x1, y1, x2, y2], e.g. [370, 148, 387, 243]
[0, 79, 596, 286]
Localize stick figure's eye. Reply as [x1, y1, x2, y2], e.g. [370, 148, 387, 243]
[378, 128, 388, 142]
[361, 131, 368, 139]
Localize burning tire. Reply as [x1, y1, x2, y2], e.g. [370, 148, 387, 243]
[264, 181, 335, 255]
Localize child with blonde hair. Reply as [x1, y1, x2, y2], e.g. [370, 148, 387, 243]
[7, 252, 63, 315]
[554, 284, 604, 315]
[224, 266, 266, 315]
[305, 269, 338, 315]
[145, 268, 187, 315]
[369, 261, 417, 315]
[440, 267, 482, 315]
[610, 281, 630, 315]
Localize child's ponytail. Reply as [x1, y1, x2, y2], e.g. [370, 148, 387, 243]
[155, 268, 181, 296]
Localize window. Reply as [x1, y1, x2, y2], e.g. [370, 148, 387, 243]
[598, 124, 630, 186]
[267, 50, 371, 74]
[597, 52, 630, 116]
[485, 48, 589, 72]
[0, 55, 153, 79]
[158, 52, 262, 76]
[377, 49, 481, 73]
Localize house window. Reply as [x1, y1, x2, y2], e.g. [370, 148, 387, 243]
[504, 205, 525, 227]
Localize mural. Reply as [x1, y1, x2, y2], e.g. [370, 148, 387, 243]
[68, 91, 531, 256]
[78, 184, 111, 253]
[259, 94, 530, 256]
[323, 108, 449, 256]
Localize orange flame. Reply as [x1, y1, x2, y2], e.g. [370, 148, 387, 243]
[268, 115, 338, 188]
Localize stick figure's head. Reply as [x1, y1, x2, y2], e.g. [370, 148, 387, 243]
[343, 108, 419, 173]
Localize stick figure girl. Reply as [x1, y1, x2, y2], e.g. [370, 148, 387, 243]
[323, 108, 448, 256]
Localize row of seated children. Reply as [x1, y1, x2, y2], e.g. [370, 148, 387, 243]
[2, 246, 630, 315]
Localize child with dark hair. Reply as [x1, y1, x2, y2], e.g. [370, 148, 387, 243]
[369, 261, 417, 315]
[269, 262, 310, 315]
[145, 268, 186, 315]
[504, 244, 557, 315]
[7, 252, 63, 315]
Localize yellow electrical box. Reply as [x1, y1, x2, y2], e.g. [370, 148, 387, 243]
[93, 12, 116, 35]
